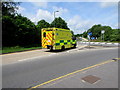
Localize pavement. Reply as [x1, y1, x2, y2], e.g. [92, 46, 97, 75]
[32, 59, 118, 88]
[2, 49, 49, 65]
[82, 38, 89, 41]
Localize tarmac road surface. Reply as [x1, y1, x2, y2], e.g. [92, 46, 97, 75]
[2, 47, 118, 88]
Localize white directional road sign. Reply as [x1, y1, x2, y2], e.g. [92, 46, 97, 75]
[87, 35, 90, 39]
[101, 30, 105, 34]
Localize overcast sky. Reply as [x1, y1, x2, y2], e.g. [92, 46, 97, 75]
[16, 0, 118, 34]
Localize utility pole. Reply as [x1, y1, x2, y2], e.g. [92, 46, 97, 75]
[87, 32, 92, 48]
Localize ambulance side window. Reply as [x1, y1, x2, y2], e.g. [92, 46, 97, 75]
[43, 32, 46, 37]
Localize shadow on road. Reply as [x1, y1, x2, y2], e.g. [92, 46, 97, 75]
[45, 47, 77, 53]
[84, 46, 95, 49]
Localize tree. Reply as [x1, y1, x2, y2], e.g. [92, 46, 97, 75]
[102, 26, 112, 41]
[74, 34, 83, 37]
[14, 15, 38, 46]
[2, 1, 21, 46]
[109, 29, 120, 41]
[2, 0, 20, 16]
[82, 24, 119, 42]
[37, 20, 50, 30]
[50, 17, 69, 29]
[2, 14, 38, 47]
[87, 24, 102, 38]
[83, 31, 87, 38]
[86, 24, 112, 41]
[71, 31, 74, 36]
[2, 15, 18, 46]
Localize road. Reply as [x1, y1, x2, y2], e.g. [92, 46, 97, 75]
[2, 47, 118, 88]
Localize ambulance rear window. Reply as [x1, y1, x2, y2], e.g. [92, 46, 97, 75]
[43, 32, 46, 37]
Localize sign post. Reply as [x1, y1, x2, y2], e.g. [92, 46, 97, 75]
[88, 32, 92, 48]
[101, 30, 105, 41]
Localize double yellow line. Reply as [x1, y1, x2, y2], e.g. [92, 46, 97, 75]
[28, 58, 120, 90]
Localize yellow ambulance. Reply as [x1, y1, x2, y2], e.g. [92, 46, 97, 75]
[42, 28, 77, 50]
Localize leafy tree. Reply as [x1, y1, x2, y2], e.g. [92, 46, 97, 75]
[2, 0, 20, 16]
[87, 24, 102, 38]
[74, 34, 83, 37]
[2, 0, 21, 47]
[37, 20, 50, 30]
[83, 31, 87, 38]
[2, 1, 42, 47]
[102, 26, 112, 41]
[2, 15, 18, 46]
[82, 24, 119, 42]
[50, 17, 69, 29]
[109, 29, 120, 41]
[2, 14, 38, 47]
[14, 15, 38, 46]
[71, 31, 74, 36]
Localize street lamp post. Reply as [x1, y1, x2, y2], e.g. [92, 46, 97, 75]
[101, 30, 105, 41]
[54, 11, 59, 27]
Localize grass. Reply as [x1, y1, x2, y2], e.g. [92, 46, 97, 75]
[1, 46, 42, 54]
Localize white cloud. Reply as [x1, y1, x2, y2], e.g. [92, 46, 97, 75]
[30, 2, 47, 8]
[112, 23, 118, 29]
[16, 6, 26, 14]
[19, 0, 48, 8]
[100, 2, 118, 8]
[31, 9, 53, 24]
[14, 0, 119, 2]
[30, 7, 68, 24]
[68, 15, 94, 34]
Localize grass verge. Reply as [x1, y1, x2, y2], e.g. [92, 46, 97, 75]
[1, 46, 42, 54]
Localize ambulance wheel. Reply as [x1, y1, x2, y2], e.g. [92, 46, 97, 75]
[61, 46, 65, 51]
[50, 46, 53, 51]
[73, 44, 76, 48]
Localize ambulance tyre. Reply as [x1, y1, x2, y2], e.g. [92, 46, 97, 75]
[50, 46, 53, 51]
[73, 44, 76, 48]
[61, 46, 65, 51]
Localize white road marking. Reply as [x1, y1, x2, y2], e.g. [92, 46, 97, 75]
[18, 55, 50, 62]
[48, 53, 57, 56]
[67, 51, 70, 53]
[18, 53, 58, 62]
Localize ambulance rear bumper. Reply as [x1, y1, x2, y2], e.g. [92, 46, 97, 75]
[46, 45, 53, 49]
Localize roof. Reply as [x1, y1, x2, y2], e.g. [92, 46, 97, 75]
[42, 28, 71, 31]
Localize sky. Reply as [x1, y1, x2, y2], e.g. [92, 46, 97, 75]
[16, 0, 118, 34]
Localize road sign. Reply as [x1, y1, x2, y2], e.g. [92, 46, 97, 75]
[101, 30, 105, 34]
[88, 32, 92, 36]
[101, 30, 105, 41]
[87, 35, 90, 39]
[91, 37, 95, 40]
